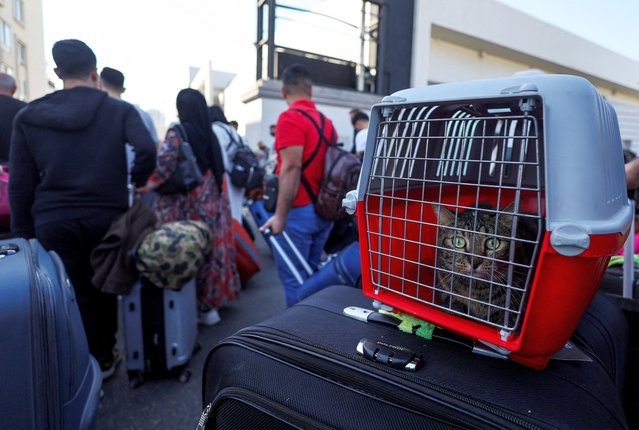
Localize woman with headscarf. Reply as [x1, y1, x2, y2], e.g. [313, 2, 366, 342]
[143, 88, 240, 325]
[209, 105, 246, 223]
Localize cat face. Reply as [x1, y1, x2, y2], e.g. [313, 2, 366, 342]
[430, 202, 525, 323]
[433, 203, 514, 281]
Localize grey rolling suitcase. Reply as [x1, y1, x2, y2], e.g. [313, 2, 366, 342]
[120, 277, 199, 388]
[0, 238, 102, 429]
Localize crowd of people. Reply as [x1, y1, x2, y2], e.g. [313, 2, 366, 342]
[0, 37, 372, 388]
[2, 39, 245, 378]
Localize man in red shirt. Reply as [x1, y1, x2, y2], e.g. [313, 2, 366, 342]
[260, 64, 336, 306]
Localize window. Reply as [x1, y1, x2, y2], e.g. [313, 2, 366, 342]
[17, 41, 26, 64]
[0, 21, 12, 52]
[18, 79, 27, 100]
[14, 0, 24, 22]
[0, 64, 14, 76]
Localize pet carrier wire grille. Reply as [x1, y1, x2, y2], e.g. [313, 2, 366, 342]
[364, 100, 543, 335]
[353, 75, 632, 369]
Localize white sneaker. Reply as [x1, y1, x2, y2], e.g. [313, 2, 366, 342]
[198, 308, 221, 326]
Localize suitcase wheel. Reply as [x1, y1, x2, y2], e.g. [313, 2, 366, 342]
[128, 371, 145, 389]
[177, 368, 191, 384]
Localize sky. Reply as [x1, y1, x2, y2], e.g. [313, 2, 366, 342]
[42, 0, 639, 126]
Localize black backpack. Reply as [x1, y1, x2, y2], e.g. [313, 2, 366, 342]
[220, 125, 265, 191]
[294, 109, 362, 221]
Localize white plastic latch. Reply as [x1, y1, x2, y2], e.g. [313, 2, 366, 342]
[342, 190, 358, 215]
[550, 224, 591, 256]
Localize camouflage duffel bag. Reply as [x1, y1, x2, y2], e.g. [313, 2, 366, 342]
[135, 220, 213, 290]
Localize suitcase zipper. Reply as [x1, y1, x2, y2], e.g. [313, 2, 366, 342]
[49, 250, 79, 394]
[28, 240, 62, 429]
[201, 387, 336, 430]
[222, 327, 545, 430]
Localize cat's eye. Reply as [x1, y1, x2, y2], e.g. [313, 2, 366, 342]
[486, 238, 501, 250]
[453, 236, 466, 248]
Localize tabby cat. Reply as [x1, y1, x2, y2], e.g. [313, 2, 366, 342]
[431, 202, 536, 326]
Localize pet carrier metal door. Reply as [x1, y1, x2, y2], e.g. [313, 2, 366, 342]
[353, 75, 632, 369]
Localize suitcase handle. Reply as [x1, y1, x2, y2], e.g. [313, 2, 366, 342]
[264, 228, 314, 285]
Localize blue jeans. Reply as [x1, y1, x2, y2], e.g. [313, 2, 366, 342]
[272, 204, 333, 306]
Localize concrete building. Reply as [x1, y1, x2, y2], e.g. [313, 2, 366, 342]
[0, 0, 47, 101]
[193, 0, 639, 152]
[413, 0, 639, 150]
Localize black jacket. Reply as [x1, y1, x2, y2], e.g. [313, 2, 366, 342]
[9, 87, 156, 237]
[90, 198, 157, 295]
[0, 95, 26, 163]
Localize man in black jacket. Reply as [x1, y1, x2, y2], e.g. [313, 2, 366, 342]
[0, 72, 26, 163]
[9, 39, 156, 379]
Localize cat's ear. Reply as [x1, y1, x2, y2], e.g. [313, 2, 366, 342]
[431, 203, 455, 225]
[502, 199, 523, 215]
[500, 200, 520, 225]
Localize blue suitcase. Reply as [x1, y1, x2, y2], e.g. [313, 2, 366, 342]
[0, 238, 102, 430]
[300, 241, 361, 299]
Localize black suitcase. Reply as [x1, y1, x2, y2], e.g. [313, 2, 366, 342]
[599, 265, 639, 311]
[0, 238, 102, 429]
[200, 285, 628, 430]
[572, 292, 628, 399]
[597, 257, 639, 427]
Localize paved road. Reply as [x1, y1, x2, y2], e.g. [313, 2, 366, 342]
[97, 225, 286, 430]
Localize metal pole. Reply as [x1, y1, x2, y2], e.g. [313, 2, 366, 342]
[623, 208, 635, 298]
[256, 0, 263, 80]
[357, 1, 366, 92]
[267, 0, 276, 79]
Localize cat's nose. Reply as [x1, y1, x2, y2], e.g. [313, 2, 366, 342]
[472, 258, 483, 270]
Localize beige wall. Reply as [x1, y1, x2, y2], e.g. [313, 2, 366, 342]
[412, 0, 639, 147]
[0, 0, 46, 101]
[413, 0, 639, 93]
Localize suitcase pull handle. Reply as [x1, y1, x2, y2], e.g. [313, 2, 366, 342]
[357, 338, 422, 372]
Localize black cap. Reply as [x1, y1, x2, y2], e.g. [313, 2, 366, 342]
[100, 67, 125, 91]
[52, 39, 97, 79]
[352, 111, 369, 126]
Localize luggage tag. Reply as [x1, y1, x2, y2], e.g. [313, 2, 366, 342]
[343, 306, 403, 326]
[356, 338, 423, 371]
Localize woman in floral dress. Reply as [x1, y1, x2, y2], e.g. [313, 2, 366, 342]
[143, 88, 240, 324]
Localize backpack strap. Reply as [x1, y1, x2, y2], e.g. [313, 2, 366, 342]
[171, 123, 201, 165]
[216, 122, 241, 151]
[291, 108, 335, 203]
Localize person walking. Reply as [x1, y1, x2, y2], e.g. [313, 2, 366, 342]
[209, 105, 246, 223]
[259, 64, 336, 307]
[353, 111, 369, 158]
[0, 72, 26, 163]
[143, 89, 240, 325]
[99, 66, 159, 144]
[9, 39, 156, 379]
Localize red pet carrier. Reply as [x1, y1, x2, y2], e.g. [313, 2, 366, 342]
[351, 75, 632, 369]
